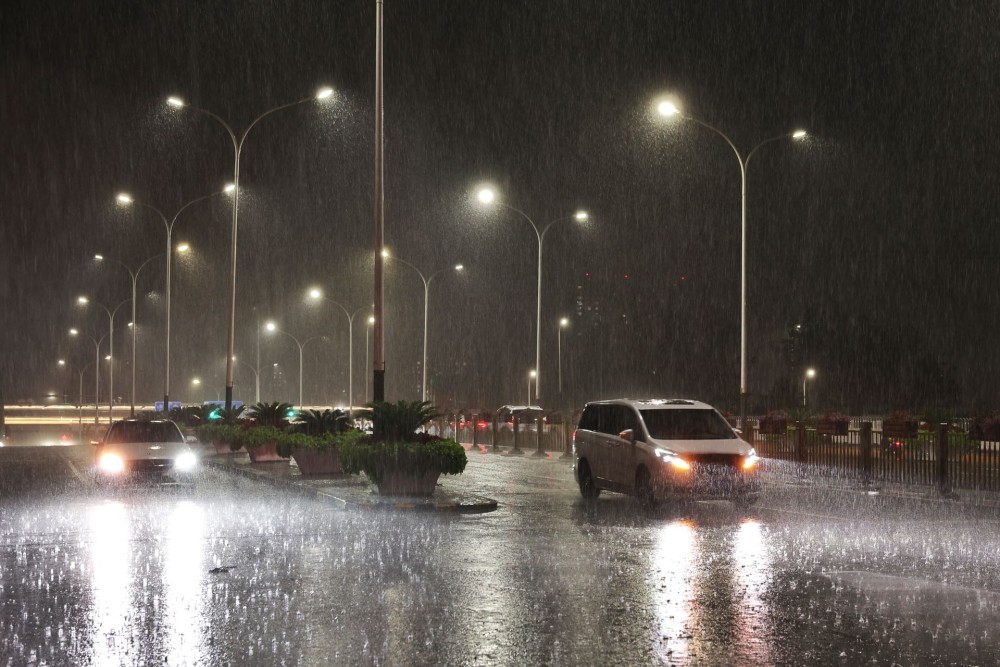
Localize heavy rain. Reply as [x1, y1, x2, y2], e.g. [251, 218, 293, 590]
[2, 1, 1000, 665]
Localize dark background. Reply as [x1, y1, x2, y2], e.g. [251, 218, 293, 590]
[2, 0, 998, 415]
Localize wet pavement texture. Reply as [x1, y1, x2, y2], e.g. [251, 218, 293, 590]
[2, 445, 1000, 665]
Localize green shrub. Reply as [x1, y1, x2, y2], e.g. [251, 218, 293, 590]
[339, 437, 467, 485]
[274, 429, 363, 457]
[230, 425, 284, 451]
[195, 423, 239, 446]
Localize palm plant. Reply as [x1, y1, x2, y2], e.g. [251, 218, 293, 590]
[368, 400, 439, 442]
[247, 401, 294, 427]
[298, 409, 349, 436]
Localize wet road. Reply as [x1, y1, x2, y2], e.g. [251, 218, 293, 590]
[2, 445, 1000, 666]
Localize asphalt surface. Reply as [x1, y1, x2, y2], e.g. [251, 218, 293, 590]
[2, 444, 1000, 666]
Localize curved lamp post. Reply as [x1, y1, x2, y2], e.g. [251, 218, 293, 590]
[476, 187, 587, 404]
[803, 367, 817, 408]
[558, 317, 570, 395]
[116, 187, 228, 413]
[264, 321, 324, 408]
[93, 252, 166, 415]
[76, 296, 131, 421]
[381, 252, 464, 402]
[655, 98, 807, 424]
[167, 87, 335, 414]
[306, 289, 371, 416]
[191, 377, 222, 401]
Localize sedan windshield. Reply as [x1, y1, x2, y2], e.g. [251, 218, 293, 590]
[640, 409, 735, 440]
[106, 421, 184, 444]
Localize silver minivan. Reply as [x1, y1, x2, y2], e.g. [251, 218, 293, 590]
[573, 398, 761, 506]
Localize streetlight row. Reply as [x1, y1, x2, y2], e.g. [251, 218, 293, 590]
[63, 88, 808, 417]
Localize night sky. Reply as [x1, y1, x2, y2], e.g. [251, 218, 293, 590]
[2, 0, 999, 415]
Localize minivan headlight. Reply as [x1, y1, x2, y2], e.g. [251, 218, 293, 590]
[99, 453, 125, 474]
[742, 448, 760, 470]
[655, 447, 691, 471]
[175, 452, 197, 472]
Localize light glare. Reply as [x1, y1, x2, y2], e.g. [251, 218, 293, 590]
[657, 101, 680, 117]
[792, 129, 808, 139]
[166, 96, 185, 108]
[477, 188, 495, 204]
[316, 87, 334, 100]
[116, 193, 133, 204]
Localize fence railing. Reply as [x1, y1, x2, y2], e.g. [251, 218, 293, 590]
[748, 421, 1000, 493]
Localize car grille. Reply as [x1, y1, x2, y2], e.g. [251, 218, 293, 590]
[687, 453, 743, 468]
[126, 458, 173, 473]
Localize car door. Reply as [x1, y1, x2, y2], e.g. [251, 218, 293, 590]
[575, 405, 606, 483]
[608, 406, 642, 489]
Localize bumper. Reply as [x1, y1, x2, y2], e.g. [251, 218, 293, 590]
[653, 463, 761, 499]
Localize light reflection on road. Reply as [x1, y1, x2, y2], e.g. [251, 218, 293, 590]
[652, 519, 697, 662]
[164, 500, 206, 665]
[88, 501, 130, 665]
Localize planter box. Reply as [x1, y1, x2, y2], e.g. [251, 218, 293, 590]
[246, 441, 287, 463]
[758, 418, 788, 435]
[883, 420, 918, 438]
[214, 439, 236, 455]
[291, 448, 342, 475]
[818, 420, 849, 436]
[375, 467, 442, 496]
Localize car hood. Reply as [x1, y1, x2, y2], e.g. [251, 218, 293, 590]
[101, 441, 192, 460]
[647, 436, 752, 456]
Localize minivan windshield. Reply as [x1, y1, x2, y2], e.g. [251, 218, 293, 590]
[106, 421, 184, 444]
[640, 409, 735, 440]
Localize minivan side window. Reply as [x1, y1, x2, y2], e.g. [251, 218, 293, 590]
[578, 406, 599, 431]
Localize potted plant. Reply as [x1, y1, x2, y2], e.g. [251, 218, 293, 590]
[818, 412, 850, 436]
[883, 410, 918, 438]
[758, 410, 788, 435]
[196, 422, 238, 455]
[282, 409, 353, 475]
[339, 400, 467, 496]
[239, 402, 294, 462]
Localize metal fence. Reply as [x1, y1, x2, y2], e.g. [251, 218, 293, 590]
[749, 421, 1000, 493]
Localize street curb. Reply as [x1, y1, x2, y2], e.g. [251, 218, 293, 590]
[204, 459, 498, 513]
[769, 477, 1000, 510]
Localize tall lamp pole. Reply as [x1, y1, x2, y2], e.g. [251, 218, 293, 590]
[307, 289, 370, 416]
[477, 188, 587, 404]
[655, 99, 807, 426]
[264, 321, 323, 408]
[167, 87, 335, 414]
[117, 188, 228, 413]
[382, 253, 463, 402]
[77, 296, 130, 421]
[527, 370, 536, 406]
[373, 0, 386, 406]
[557, 317, 569, 395]
[802, 367, 817, 408]
[93, 252, 165, 415]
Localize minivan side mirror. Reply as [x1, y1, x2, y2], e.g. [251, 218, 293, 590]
[618, 429, 635, 443]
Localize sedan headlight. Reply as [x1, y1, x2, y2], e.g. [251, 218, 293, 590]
[175, 452, 198, 472]
[654, 447, 691, 471]
[99, 453, 125, 474]
[742, 448, 760, 470]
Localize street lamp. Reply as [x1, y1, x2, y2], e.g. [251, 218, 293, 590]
[803, 368, 817, 408]
[307, 288, 371, 416]
[93, 252, 164, 415]
[77, 296, 131, 421]
[527, 370, 537, 406]
[192, 377, 221, 401]
[558, 317, 570, 395]
[365, 315, 375, 402]
[117, 188, 224, 413]
[381, 253, 464, 402]
[167, 88, 336, 414]
[231, 356, 259, 403]
[655, 97, 807, 425]
[264, 321, 324, 408]
[476, 186, 587, 404]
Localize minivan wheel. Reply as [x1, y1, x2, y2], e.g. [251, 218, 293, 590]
[577, 461, 600, 500]
[636, 467, 657, 509]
